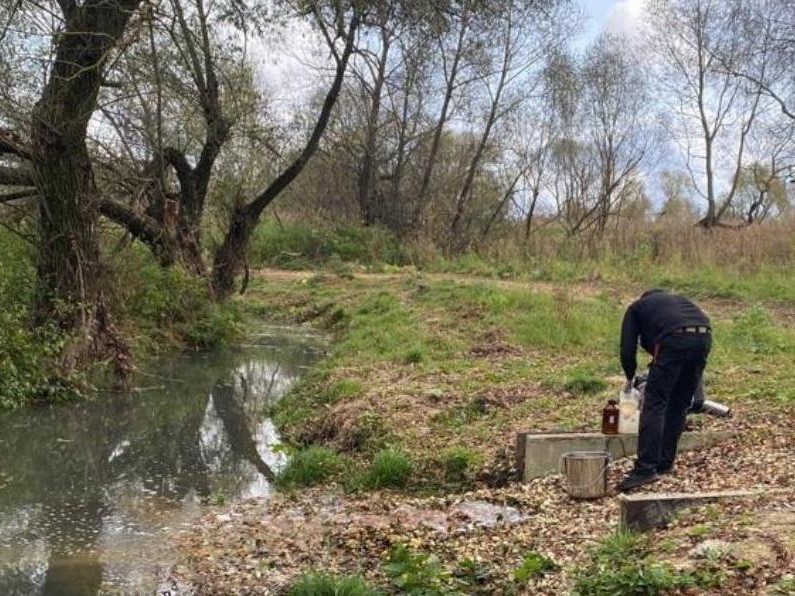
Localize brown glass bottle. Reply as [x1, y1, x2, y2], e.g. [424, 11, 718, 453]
[602, 399, 619, 434]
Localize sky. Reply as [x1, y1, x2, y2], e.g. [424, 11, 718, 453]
[253, 0, 650, 116]
[579, 0, 647, 40]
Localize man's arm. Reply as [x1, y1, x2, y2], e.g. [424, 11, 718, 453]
[620, 306, 638, 381]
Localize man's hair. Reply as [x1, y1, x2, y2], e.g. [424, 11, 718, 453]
[641, 289, 666, 299]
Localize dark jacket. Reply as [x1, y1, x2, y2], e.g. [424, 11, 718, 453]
[620, 290, 710, 379]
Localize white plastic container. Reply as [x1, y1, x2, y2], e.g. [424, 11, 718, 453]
[618, 387, 640, 434]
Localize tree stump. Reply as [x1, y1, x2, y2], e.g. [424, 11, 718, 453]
[561, 451, 609, 499]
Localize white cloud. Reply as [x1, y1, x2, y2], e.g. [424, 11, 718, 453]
[604, 0, 646, 37]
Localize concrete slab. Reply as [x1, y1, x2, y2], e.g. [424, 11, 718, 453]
[515, 430, 735, 482]
[618, 490, 758, 532]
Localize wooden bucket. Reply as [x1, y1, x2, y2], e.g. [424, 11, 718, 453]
[560, 451, 609, 499]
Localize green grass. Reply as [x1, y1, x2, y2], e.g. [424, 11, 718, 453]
[441, 447, 480, 483]
[572, 532, 682, 596]
[570, 531, 731, 596]
[563, 370, 609, 395]
[771, 575, 795, 594]
[383, 545, 457, 595]
[513, 551, 558, 582]
[276, 446, 344, 489]
[363, 448, 413, 489]
[321, 378, 364, 405]
[287, 572, 382, 596]
[249, 256, 795, 492]
[338, 291, 434, 364]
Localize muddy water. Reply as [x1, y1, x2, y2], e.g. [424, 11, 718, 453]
[0, 326, 327, 595]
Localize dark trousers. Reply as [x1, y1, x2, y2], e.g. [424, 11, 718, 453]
[635, 333, 711, 476]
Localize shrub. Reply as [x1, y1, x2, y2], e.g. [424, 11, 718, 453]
[287, 572, 382, 596]
[248, 220, 406, 268]
[276, 446, 343, 489]
[403, 346, 425, 364]
[117, 252, 242, 350]
[0, 230, 73, 408]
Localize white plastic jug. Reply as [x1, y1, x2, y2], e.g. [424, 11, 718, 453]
[618, 387, 640, 434]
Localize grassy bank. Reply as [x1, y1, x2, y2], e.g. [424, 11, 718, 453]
[244, 267, 795, 491]
[179, 264, 795, 594]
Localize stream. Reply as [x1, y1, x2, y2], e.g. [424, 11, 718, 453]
[0, 325, 327, 595]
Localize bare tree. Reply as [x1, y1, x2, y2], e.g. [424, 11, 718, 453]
[647, 0, 765, 227]
[727, 0, 795, 122]
[95, 0, 237, 274]
[447, 0, 565, 252]
[582, 35, 655, 235]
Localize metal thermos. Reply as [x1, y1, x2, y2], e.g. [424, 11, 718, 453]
[699, 399, 732, 418]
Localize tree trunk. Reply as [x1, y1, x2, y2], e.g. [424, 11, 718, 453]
[30, 0, 141, 379]
[357, 28, 390, 226]
[411, 11, 470, 231]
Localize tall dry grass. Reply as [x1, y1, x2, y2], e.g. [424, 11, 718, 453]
[478, 216, 795, 272]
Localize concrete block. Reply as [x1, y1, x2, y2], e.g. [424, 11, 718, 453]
[515, 430, 735, 482]
[618, 490, 757, 532]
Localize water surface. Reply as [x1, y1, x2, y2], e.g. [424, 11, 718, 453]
[0, 326, 326, 595]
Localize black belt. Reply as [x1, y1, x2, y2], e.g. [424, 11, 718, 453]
[675, 326, 710, 334]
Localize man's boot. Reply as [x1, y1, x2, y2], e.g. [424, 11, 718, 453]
[616, 472, 659, 492]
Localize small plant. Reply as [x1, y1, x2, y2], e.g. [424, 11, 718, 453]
[592, 530, 642, 562]
[690, 562, 726, 590]
[364, 448, 413, 489]
[276, 446, 343, 489]
[572, 531, 695, 596]
[442, 447, 478, 483]
[383, 545, 457, 595]
[404, 346, 425, 364]
[339, 412, 390, 453]
[327, 254, 355, 279]
[573, 562, 689, 595]
[688, 523, 711, 537]
[322, 378, 363, 404]
[453, 558, 492, 588]
[771, 574, 795, 595]
[514, 551, 558, 582]
[327, 307, 351, 328]
[287, 572, 382, 596]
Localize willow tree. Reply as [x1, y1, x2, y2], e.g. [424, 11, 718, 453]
[7, 0, 143, 375]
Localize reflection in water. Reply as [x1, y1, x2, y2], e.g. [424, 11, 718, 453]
[0, 326, 325, 595]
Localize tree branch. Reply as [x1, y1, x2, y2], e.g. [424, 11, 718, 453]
[0, 188, 38, 203]
[0, 130, 32, 159]
[162, 146, 194, 188]
[99, 198, 164, 247]
[244, 11, 360, 220]
[0, 165, 34, 186]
